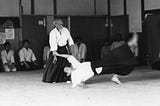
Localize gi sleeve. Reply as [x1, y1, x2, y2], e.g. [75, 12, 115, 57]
[31, 50, 37, 61]
[67, 55, 81, 69]
[1, 50, 7, 64]
[65, 28, 74, 46]
[49, 30, 58, 52]
[19, 49, 25, 62]
[10, 51, 15, 63]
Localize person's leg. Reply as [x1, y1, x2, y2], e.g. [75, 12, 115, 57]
[3, 64, 10, 72]
[111, 66, 134, 84]
[19, 62, 29, 71]
[9, 63, 17, 72]
[151, 61, 160, 70]
[100, 65, 134, 84]
[27, 62, 35, 71]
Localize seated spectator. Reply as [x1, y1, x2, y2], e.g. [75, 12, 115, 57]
[110, 33, 125, 50]
[101, 41, 110, 59]
[1, 41, 16, 72]
[127, 32, 139, 56]
[18, 40, 39, 71]
[73, 37, 87, 62]
[43, 45, 50, 68]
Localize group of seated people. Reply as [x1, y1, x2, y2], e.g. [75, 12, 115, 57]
[0, 36, 88, 72]
[101, 32, 138, 59]
[0, 40, 39, 72]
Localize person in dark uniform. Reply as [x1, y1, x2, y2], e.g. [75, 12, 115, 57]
[54, 34, 138, 88]
[42, 19, 74, 83]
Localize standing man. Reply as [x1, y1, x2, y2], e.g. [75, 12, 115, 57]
[42, 19, 74, 83]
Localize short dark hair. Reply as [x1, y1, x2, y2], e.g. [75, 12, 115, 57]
[127, 32, 135, 42]
[4, 41, 11, 47]
[75, 36, 82, 42]
[114, 33, 122, 41]
[22, 40, 30, 45]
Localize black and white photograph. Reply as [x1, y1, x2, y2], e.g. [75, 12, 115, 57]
[0, 0, 160, 106]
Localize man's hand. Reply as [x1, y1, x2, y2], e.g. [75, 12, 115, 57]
[53, 55, 57, 63]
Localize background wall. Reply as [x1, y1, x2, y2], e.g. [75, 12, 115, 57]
[127, 0, 142, 32]
[22, 0, 31, 15]
[57, 0, 94, 15]
[145, 0, 160, 10]
[95, 0, 108, 15]
[35, 0, 53, 15]
[110, 0, 124, 16]
[1, 0, 160, 36]
[0, 0, 19, 16]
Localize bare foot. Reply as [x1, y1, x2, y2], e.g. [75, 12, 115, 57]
[111, 74, 122, 84]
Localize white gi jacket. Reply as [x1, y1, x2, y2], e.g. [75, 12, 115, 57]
[1, 50, 15, 64]
[19, 47, 37, 62]
[49, 27, 74, 52]
[67, 56, 94, 88]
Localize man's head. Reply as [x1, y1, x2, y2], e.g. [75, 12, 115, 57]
[53, 19, 63, 31]
[22, 40, 30, 49]
[64, 67, 74, 76]
[4, 41, 11, 51]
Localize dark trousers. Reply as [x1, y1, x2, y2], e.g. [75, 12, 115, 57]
[151, 61, 160, 70]
[19, 61, 38, 71]
[91, 44, 137, 76]
[42, 46, 71, 83]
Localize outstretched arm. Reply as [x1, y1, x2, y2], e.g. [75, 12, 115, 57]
[53, 52, 71, 58]
[54, 52, 81, 69]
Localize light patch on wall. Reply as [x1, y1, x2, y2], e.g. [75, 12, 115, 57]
[127, 0, 142, 32]
[57, 0, 94, 15]
[145, 0, 160, 10]
[0, 0, 19, 16]
[110, 0, 123, 16]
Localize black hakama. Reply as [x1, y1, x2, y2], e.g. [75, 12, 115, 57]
[91, 44, 137, 76]
[42, 46, 70, 83]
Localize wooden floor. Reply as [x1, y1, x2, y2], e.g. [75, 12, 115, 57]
[0, 66, 160, 106]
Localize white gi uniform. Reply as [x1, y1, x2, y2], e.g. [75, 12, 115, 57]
[19, 47, 37, 62]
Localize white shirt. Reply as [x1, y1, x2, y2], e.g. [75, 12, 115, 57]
[73, 43, 87, 61]
[49, 27, 74, 51]
[19, 47, 37, 62]
[1, 50, 15, 64]
[67, 56, 94, 88]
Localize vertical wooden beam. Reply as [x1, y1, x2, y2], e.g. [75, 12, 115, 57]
[124, 0, 127, 15]
[141, 0, 145, 22]
[19, 0, 22, 16]
[108, 0, 111, 41]
[19, 0, 23, 46]
[53, 0, 57, 18]
[94, 0, 97, 15]
[123, 0, 128, 40]
[31, 0, 35, 14]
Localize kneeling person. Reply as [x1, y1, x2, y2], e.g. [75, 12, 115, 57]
[1, 42, 16, 72]
[19, 40, 39, 71]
